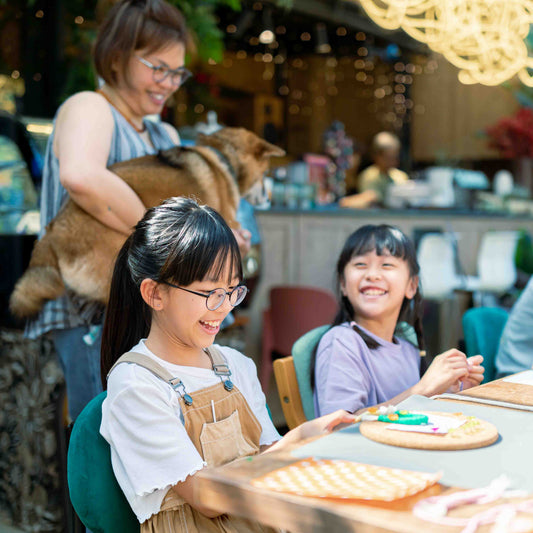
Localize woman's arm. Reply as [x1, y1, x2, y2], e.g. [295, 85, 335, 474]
[339, 190, 378, 208]
[54, 92, 146, 235]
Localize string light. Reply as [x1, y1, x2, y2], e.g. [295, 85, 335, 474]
[356, 0, 533, 86]
[259, 30, 275, 44]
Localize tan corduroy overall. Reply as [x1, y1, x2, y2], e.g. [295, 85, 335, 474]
[111, 347, 278, 533]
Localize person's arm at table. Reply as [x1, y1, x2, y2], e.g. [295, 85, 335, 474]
[262, 410, 356, 453]
[339, 190, 378, 208]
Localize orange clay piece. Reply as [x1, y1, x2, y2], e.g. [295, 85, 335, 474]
[368, 407, 379, 414]
[388, 414, 399, 421]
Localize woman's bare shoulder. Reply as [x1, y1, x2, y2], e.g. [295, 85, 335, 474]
[58, 91, 112, 118]
[55, 91, 113, 132]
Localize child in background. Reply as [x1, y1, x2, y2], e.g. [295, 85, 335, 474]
[313, 224, 484, 416]
[100, 197, 353, 532]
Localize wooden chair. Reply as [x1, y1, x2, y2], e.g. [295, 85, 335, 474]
[273, 325, 329, 429]
[273, 356, 306, 430]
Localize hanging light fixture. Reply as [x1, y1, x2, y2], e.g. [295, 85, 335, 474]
[315, 22, 332, 54]
[355, 0, 533, 87]
[259, 7, 276, 44]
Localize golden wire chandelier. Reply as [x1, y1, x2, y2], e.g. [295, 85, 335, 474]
[356, 0, 533, 86]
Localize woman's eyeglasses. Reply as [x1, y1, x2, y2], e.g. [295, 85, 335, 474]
[136, 56, 192, 87]
[163, 282, 249, 311]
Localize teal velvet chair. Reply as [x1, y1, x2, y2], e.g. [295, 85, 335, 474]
[67, 391, 139, 533]
[462, 307, 509, 383]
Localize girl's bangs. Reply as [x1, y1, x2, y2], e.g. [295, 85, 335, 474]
[161, 214, 243, 287]
[350, 226, 409, 260]
[204, 245, 243, 286]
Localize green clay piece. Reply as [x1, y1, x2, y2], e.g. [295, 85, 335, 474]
[377, 412, 429, 425]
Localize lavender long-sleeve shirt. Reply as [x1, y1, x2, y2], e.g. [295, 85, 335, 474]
[314, 322, 421, 416]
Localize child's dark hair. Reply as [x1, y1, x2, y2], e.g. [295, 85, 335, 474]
[100, 197, 242, 387]
[311, 224, 426, 388]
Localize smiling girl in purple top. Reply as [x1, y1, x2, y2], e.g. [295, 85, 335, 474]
[313, 225, 485, 416]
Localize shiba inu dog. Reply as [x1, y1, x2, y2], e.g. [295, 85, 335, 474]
[10, 127, 284, 318]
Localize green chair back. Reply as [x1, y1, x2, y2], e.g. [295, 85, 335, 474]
[292, 325, 329, 421]
[67, 391, 139, 533]
[515, 230, 533, 275]
[462, 307, 509, 383]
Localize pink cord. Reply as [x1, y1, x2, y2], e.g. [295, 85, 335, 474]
[413, 476, 533, 532]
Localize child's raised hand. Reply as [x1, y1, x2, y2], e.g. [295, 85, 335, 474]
[415, 349, 471, 397]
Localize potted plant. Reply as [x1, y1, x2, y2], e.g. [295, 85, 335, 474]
[486, 107, 533, 192]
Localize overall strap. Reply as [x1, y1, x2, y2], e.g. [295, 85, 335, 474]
[204, 345, 234, 391]
[108, 352, 193, 405]
[205, 345, 231, 374]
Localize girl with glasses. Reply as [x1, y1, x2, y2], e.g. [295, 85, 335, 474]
[100, 197, 354, 532]
[25, 0, 194, 422]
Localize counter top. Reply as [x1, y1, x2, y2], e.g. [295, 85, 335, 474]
[256, 206, 533, 219]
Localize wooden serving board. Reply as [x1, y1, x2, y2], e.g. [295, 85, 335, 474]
[459, 377, 533, 407]
[360, 411, 498, 450]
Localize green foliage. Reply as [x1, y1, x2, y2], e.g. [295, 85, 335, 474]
[174, 0, 238, 63]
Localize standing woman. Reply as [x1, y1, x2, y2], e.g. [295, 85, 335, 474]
[25, 0, 191, 420]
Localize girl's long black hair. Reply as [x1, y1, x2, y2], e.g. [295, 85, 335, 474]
[100, 197, 242, 388]
[311, 224, 427, 388]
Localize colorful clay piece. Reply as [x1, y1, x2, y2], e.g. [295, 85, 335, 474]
[377, 412, 429, 425]
[360, 406, 429, 425]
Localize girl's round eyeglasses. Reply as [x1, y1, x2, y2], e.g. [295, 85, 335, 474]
[162, 282, 248, 311]
[136, 56, 192, 87]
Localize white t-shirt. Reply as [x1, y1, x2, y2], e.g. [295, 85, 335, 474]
[100, 340, 280, 523]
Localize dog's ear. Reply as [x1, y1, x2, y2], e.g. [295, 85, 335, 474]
[254, 139, 286, 160]
[158, 146, 192, 168]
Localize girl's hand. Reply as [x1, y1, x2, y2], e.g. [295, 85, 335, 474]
[264, 410, 356, 453]
[459, 355, 484, 390]
[415, 349, 470, 397]
[299, 410, 357, 440]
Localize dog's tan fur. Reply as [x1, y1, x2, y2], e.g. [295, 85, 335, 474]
[10, 127, 284, 318]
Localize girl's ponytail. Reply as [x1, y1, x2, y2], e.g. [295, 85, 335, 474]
[100, 236, 150, 388]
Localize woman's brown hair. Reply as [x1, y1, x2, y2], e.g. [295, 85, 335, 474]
[94, 0, 188, 87]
